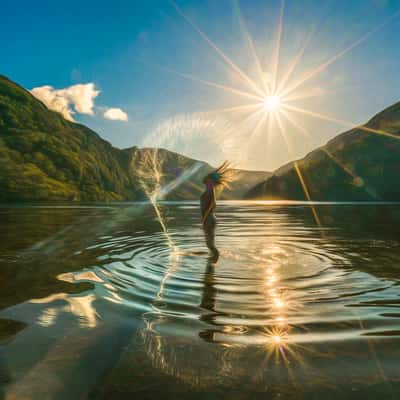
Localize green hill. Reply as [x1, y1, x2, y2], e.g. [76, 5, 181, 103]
[0, 75, 138, 201]
[246, 102, 400, 201]
[0, 75, 269, 201]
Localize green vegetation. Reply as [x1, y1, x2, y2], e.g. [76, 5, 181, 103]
[0, 75, 140, 201]
[246, 103, 400, 201]
[4, 73, 397, 203]
[0, 75, 269, 202]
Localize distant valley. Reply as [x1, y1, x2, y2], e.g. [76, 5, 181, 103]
[1, 75, 399, 202]
[0, 75, 269, 202]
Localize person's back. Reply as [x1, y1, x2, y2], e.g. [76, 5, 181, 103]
[200, 185, 216, 226]
[200, 162, 231, 260]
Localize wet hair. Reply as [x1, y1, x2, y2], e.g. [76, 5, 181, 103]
[203, 161, 232, 189]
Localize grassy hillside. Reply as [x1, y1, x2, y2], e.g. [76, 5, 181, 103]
[0, 75, 269, 201]
[246, 102, 400, 201]
[0, 75, 140, 201]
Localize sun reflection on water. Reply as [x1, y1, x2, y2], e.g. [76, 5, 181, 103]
[10, 202, 400, 395]
[30, 293, 98, 329]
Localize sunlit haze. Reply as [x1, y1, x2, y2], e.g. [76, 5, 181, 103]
[2, 0, 400, 170]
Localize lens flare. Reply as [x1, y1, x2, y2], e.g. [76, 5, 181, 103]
[263, 95, 281, 113]
[166, 0, 400, 219]
[273, 334, 282, 343]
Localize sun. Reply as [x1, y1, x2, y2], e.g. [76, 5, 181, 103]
[169, 0, 400, 227]
[263, 95, 281, 113]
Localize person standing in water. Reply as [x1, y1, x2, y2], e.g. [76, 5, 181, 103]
[200, 162, 231, 262]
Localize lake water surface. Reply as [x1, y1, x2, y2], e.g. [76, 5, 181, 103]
[1, 202, 400, 399]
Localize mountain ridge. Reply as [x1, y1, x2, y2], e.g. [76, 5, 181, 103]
[0, 75, 270, 202]
[2, 74, 399, 203]
[246, 100, 400, 201]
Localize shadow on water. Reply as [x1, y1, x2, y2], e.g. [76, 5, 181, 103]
[1, 202, 400, 398]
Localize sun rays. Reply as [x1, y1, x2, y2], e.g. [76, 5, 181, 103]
[172, 2, 394, 109]
[166, 0, 400, 224]
[169, 0, 400, 145]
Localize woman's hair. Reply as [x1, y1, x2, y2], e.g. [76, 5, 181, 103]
[203, 161, 233, 189]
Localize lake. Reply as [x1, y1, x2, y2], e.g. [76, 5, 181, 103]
[1, 202, 400, 399]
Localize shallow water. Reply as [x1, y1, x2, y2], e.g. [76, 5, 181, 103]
[1, 202, 400, 399]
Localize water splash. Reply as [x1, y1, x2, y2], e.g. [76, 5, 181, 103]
[135, 148, 205, 305]
[142, 112, 241, 166]
[135, 147, 202, 251]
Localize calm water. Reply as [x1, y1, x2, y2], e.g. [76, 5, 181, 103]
[1, 202, 400, 399]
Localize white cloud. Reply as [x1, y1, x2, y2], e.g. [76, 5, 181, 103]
[31, 85, 72, 120]
[31, 83, 100, 122]
[60, 83, 99, 115]
[103, 107, 128, 121]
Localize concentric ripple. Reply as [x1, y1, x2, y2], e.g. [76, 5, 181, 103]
[62, 202, 400, 345]
[2, 203, 400, 396]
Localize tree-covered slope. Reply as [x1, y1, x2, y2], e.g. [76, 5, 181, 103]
[0, 75, 140, 201]
[0, 75, 269, 201]
[246, 102, 400, 201]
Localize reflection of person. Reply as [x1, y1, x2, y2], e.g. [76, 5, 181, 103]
[199, 258, 217, 342]
[200, 162, 231, 262]
[200, 260, 217, 313]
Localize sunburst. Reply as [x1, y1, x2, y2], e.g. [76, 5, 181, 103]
[167, 0, 400, 225]
[263, 95, 282, 113]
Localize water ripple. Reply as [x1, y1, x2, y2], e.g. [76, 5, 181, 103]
[58, 203, 400, 345]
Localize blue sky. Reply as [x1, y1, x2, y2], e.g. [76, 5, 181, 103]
[1, 0, 400, 170]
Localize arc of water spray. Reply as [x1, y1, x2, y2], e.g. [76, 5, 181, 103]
[136, 153, 205, 305]
[26, 155, 204, 268]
